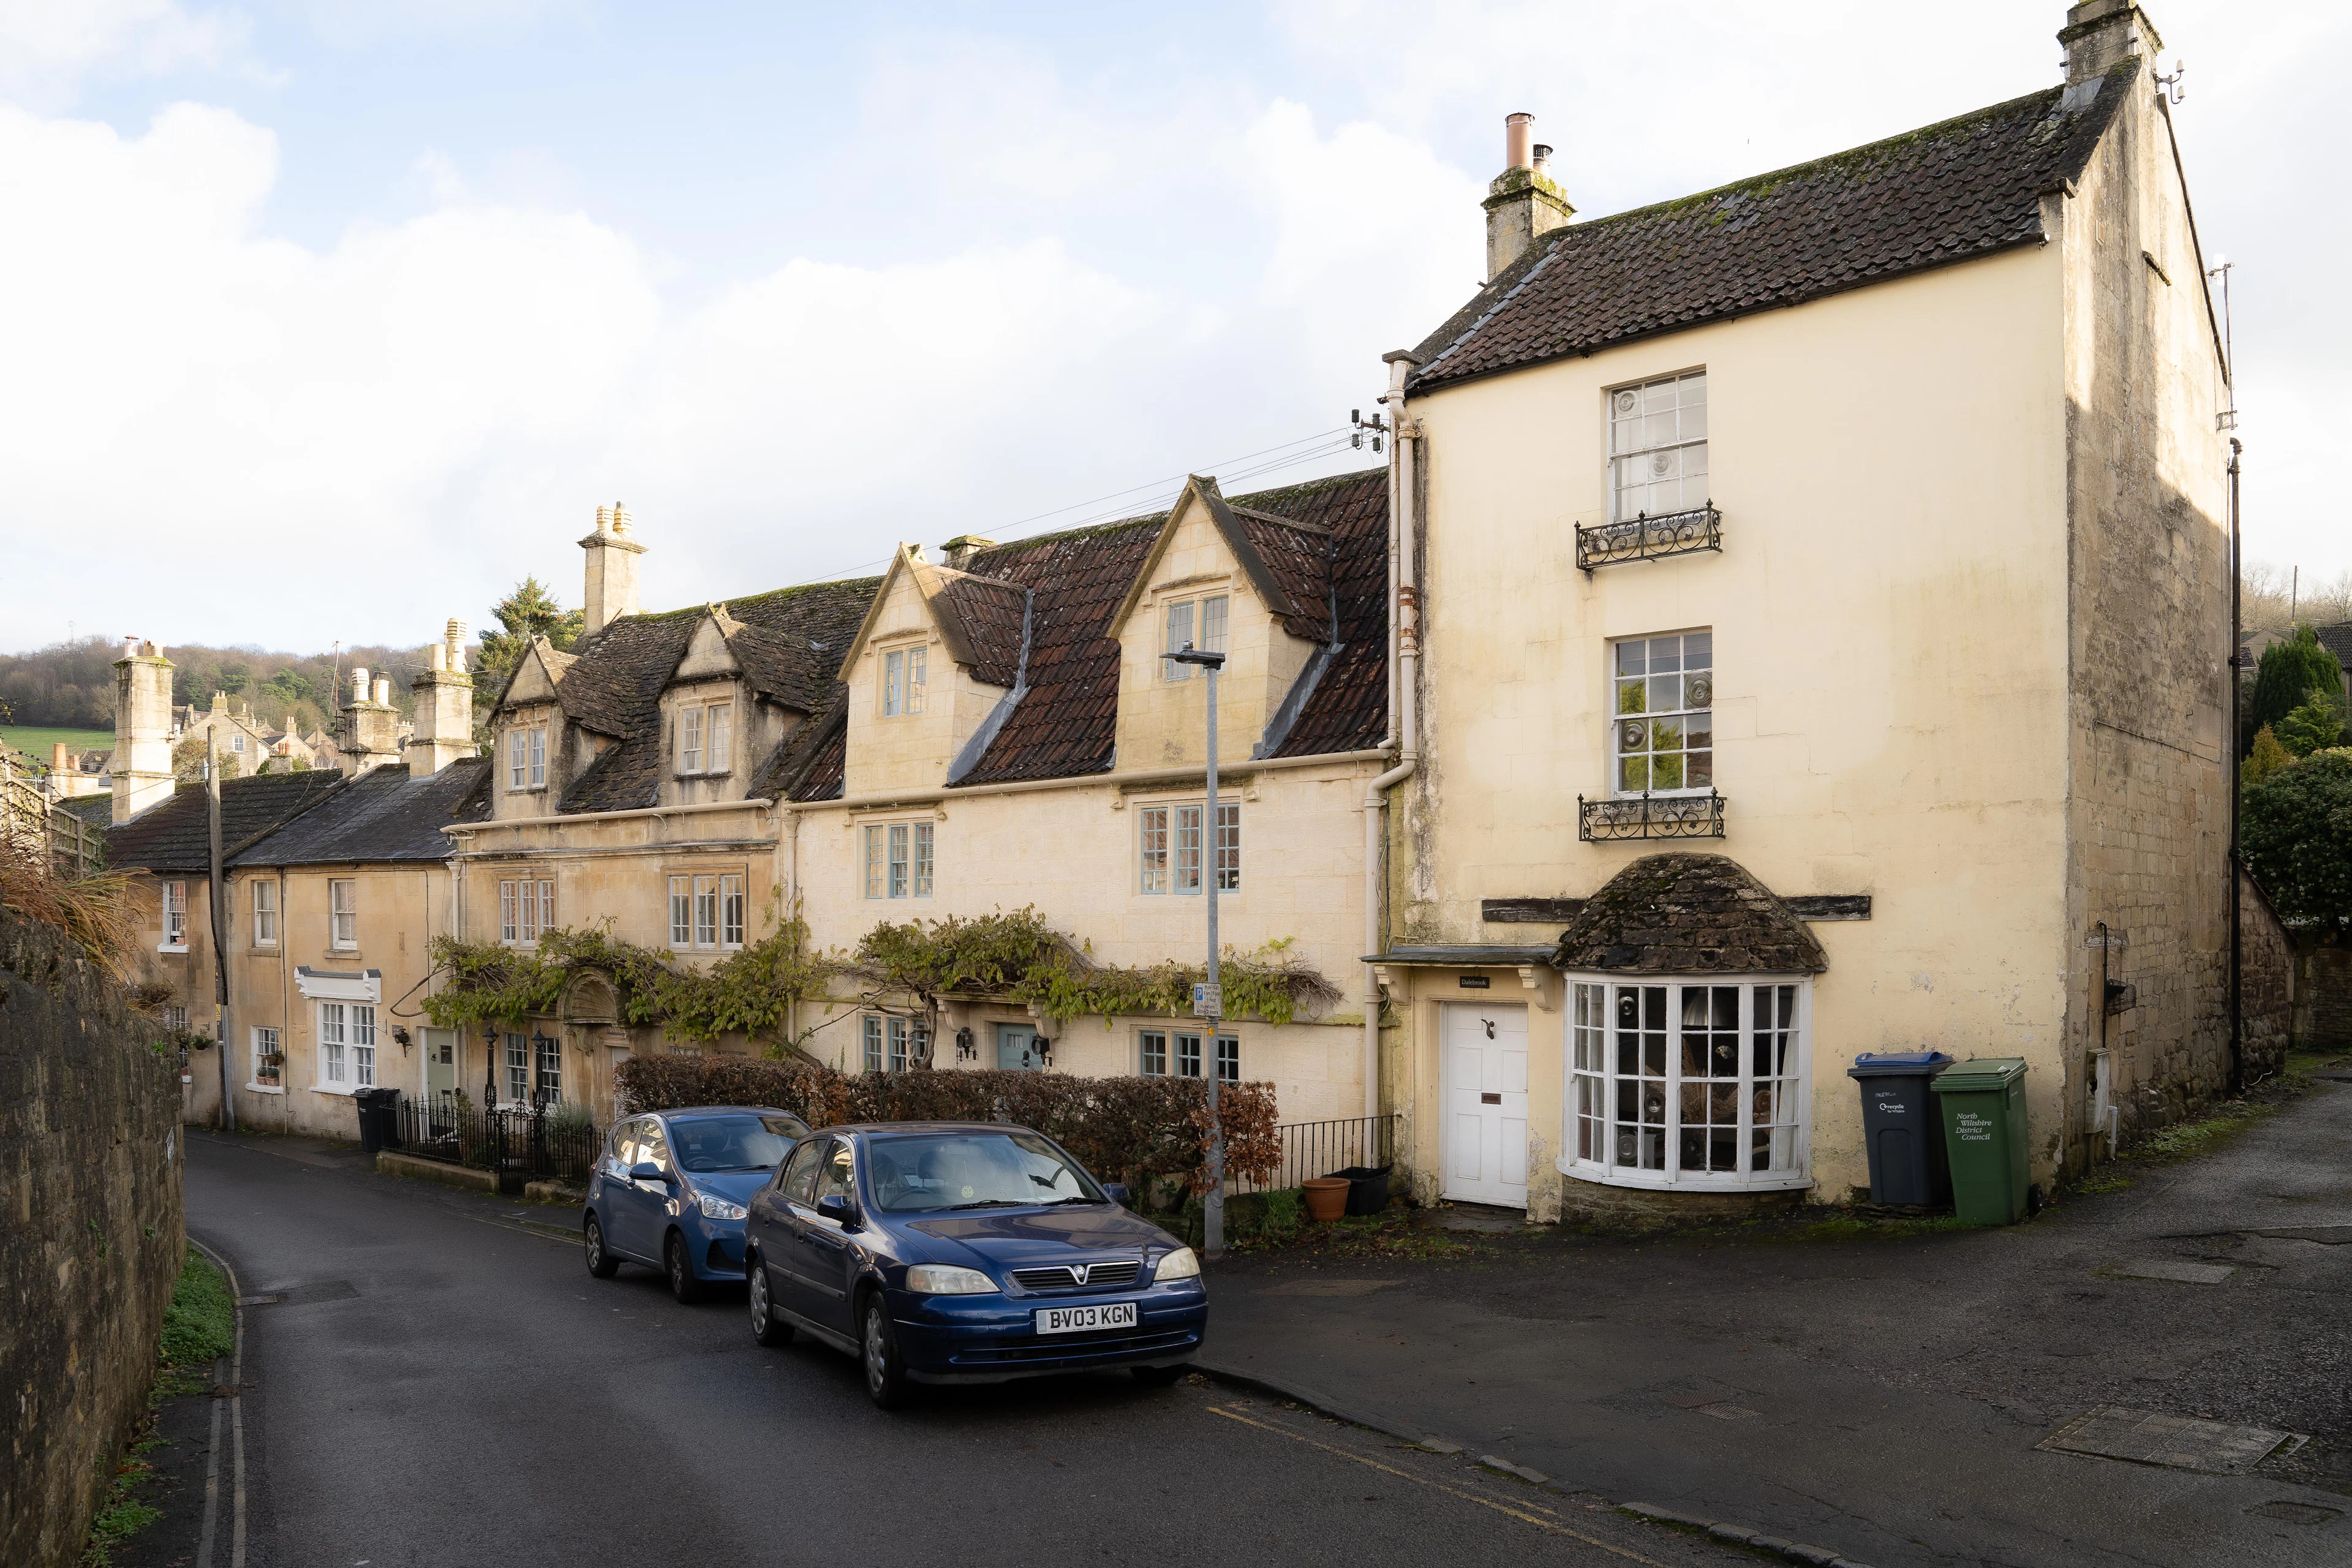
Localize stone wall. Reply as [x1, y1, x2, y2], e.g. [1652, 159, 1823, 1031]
[0, 909, 186, 1568]
[2239, 872, 2293, 1076]
[2296, 944, 2352, 1051]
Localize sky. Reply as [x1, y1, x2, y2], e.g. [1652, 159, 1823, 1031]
[0, 0, 2342, 655]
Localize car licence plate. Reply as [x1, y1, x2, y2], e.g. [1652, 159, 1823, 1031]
[1033, 1302, 1138, 1335]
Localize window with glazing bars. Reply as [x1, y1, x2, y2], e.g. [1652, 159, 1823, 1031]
[1171, 1032, 1239, 1082]
[1607, 371, 1708, 521]
[1139, 804, 1239, 894]
[500, 879, 554, 945]
[883, 647, 927, 716]
[251, 880, 276, 946]
[1611, 631, 1713, 796]
[329, 880, 357, 948]
[668, 876, 692, 947]
[164, 881, 187, 946]
[1567, 980, 1803, 1186]
[505, 1031, 530, 1104]
[535, 1033, 562, 1104]
[864, 822, 933, 899]
[1162, 595, 1229, 681]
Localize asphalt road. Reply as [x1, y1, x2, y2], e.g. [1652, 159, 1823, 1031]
[186, 1132, 1750, 1568]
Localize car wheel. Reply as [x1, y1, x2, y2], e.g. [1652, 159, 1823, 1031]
[861, 1295, 911, 1410]
[747, 1256, 793, 1347]
[665, 1231, 701, 1304]
[583, 1215, 619, 1279]
[1132, 1363, 1188, 1389]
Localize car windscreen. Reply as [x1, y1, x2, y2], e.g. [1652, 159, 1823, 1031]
[867, 1132, 1102, 1213]
[669, 1114, 811, 1174]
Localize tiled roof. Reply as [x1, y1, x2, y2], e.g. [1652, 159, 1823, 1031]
[2312, 622, 2352, 671]
[1253, 471, 1389, 758]
[105, 771, 349, 875]
[1552, 853, 1828, 975]
[58, 794, 113, 827]
[769, 688, 850, 804]
[524, 578, 881, 815]
[232, 760, 491, 867]
[1409, 65, 2135, 393]
[933, 571, 1030, 690]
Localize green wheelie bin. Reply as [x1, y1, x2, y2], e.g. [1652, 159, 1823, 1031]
[1929, 1058, 2030, 1225]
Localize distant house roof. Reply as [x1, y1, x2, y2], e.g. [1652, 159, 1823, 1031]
[105, 771, 349, 876]
[1408, 62, 2138, 394]
[231, 760, 490, 867]
[2312, 622, 2352, 671]
[1552, 853, 1828, 976]
[56, 794, 112, 828]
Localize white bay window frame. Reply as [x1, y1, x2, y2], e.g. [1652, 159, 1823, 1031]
[1561, 975, 1811, 1193]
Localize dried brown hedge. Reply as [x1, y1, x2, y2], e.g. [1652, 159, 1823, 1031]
[611, 1055, 1279, 1195]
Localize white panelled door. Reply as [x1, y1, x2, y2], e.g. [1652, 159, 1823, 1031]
[1444, 1001, 1529, 1208]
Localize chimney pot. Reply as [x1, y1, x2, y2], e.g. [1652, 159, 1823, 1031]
[1532, 143, 1553, 173]
[372, 677, 391, 706]
[1505, 111, 1534, 170]
[352, 667, 369, 701]
[596, 503, 612, 532]
[611, 502, 632, 537]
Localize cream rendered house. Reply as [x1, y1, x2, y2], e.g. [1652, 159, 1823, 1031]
[1371, 1, 2234, 1220]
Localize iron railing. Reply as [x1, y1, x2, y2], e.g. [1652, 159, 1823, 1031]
[1234, 1114, 1399, 1195]
[1578, 790, 1726, 842]
[393, 1093, 603, 1193]
[1575, 504, 1722, 572]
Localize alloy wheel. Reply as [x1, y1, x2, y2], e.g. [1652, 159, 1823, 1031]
[863, 1306, 886, 1395]
[751, 1268, 769, 1330]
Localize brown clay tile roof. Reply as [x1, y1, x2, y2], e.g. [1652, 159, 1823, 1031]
[1552, 853, 1828, 975]
[932, 572, 1030, 690]
[1259, 469, 1390, 758]
[1409, 67, 2135, 393]
[105, 771, 349, 875]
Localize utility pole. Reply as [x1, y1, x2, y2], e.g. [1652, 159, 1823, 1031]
[2227, 437, 2244, 1093]
[207, 732, 236, 1131]
[1169, 640, 1227, 1259]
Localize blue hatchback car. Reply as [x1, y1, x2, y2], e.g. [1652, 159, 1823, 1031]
[743, 1122, 1206, 1408]
[583, 1106, 812, 1302]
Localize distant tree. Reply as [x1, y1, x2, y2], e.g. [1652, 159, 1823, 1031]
[475, 576, 583, 701]
[2250, 624, 2347, 742]
[2244, 725, 2293, 787]
[2241, 748, 2352, 942]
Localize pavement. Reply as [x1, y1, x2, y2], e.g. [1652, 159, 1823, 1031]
[1200, 1072, 2352, 1568]
[173, 1128, 1760, 1568]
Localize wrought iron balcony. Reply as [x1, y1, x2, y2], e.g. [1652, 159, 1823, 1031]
[1575, 503, 1722, 573]
[1578, 791, 1725, 842]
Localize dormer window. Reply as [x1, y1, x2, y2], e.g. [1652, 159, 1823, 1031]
[882, 646, 927, 717]
[1162, 595, 1228, 682]
[507, 724, 546, 791]
[678, 701, 733, 775]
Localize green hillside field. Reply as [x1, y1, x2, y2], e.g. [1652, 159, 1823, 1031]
[1, 725, 114, 764]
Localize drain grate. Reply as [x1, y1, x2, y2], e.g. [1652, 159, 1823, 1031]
[2040, 1406, 2298, 1475]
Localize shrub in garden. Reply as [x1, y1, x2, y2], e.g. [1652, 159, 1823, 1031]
[613, 1054, 1278, 1196]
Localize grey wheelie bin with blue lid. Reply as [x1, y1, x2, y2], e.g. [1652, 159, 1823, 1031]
[1846, 1051, 1953, 1206]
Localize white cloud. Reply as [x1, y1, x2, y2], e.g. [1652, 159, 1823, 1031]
[0, 0, 251, 104]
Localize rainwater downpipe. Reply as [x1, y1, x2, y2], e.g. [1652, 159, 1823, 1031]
[1363, 351, 1422, 1121]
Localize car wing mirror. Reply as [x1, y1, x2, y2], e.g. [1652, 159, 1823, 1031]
[630, 1161, 666, 1183]
[1102, 1182, 1131, 1208]
[815, 1193, 858, 1228]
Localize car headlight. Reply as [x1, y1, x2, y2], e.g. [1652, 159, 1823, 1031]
[906, 1263, 997, 1295]
[1155, 1246, 1201, 1282]
[695, 1193, 748, 1222]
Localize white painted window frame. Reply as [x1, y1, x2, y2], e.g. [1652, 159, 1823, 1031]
[1559, 974, 1812, 1194]
[1606, 369, 1709, 522]
[162, 880, 188, 951]
[881, 645, 927, 718]
[249, 1024, 283, 1092]
[251, 879, 277, 947]
[1161, 593, 1229, 682]
[1609, 630, 1715, 799]
[862, 821, 935, 900]
[328, 879, 358, 950]
[1137, 801, 1239, 895]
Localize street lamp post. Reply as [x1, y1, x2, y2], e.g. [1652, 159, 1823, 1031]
[1169, 641, 1227, 1258]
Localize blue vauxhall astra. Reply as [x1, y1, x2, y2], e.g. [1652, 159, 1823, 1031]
[742, 1123, 1207, 1408]
[582, 1106, 813, 1302]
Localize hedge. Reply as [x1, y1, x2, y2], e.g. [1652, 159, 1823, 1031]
[612, 1055, 1280, 1197]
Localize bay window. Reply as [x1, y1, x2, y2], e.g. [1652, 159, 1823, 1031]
[1564, 978, 1808, 1191]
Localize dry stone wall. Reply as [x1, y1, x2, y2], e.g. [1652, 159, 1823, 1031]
[0, 910, 186, 1568]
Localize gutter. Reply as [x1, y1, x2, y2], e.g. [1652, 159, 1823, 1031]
[1364, 350, 1423, 1121]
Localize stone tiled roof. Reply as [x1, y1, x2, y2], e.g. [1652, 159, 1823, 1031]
[232, 760, 491, 867]
[1551, 853, 1828, 975]
[1409, 65, 2136, 393]
[523, 578, 881, 814]
[769, 688, 850, 803]
[57, 794, 113, 827]
[105, 771, 349, 876]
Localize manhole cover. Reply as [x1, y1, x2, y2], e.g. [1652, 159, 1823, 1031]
[2040, 1407, 2297, 1475]
[2105, 1259, 2236, 1284]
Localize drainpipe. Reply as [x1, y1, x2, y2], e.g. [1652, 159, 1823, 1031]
[1363, 350, 1422, 1121]
[2227, 437, 2243, 1093]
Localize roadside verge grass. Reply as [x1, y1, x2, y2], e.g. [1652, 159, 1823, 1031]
[82, 1247, 233, 1566]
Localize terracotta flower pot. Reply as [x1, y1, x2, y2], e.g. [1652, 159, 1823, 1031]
[1302, 1178, 1351, 1223]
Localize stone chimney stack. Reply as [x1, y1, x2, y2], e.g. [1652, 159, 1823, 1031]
[579, 500, 646, 638]
[2062, 0, 2161, 86]
[940, 535, 997, 571]
[407, 618, 477, 777]
[1483, 111, 1574, 283]
[111, 637, 175, 823]
[339, 663, 404, 777]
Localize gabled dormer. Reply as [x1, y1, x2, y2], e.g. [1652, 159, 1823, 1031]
[492, 638, 592, 819]
[838, 545, 1031, 796]
[654, 605, 829, 807]
[1112, 475, 1339, 770]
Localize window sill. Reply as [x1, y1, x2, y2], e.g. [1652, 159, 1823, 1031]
[244, 1082, 286, 1095]
[1558, 1160, 1812, 1195]
[157, 944, 189, 954]
[311, 1084, 357, 1098]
